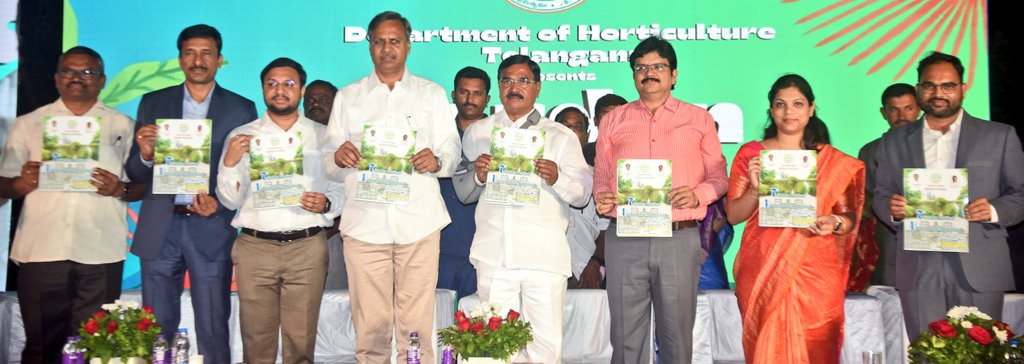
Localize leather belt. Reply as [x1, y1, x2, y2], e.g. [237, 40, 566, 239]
[172, 205, 193, 216]
[241, 226, 323, 242]
[610, 218, 697, 231]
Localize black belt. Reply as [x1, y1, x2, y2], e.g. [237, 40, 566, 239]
[610, 218, 697, 231]
[173, 205, 193, 216]
[241, 226, 323, 242]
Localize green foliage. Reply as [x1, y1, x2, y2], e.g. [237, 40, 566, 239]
[439, 304, 533, 360]
[99, 58, 186, 107]
[78, 301, 161, 363]
[908, 307, 1013, 363]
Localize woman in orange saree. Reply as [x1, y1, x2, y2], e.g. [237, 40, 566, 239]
[727, 74, 865, 364]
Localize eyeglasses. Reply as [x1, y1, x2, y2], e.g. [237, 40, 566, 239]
[369, 38, 404, 47]
[918, 82, 961, 94]
[632, 63, 669, 73]
[265, 80, 298, 89]
[56, 69, 102, 80]
[497, 78, 538, 88]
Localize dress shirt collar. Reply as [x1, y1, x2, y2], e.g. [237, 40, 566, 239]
[923, 109, 964, 136]
[623, 96, 682, 116]
[53, 97, 108, 116]
[368, 69, 409, 93]
[183, 82, 217, 104]
[257, 112, 313, 133]
[505, 109, 542, 129]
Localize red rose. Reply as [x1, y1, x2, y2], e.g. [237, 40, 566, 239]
[137, 318, 152, 331]
[84, 320, 99, 335]
[968, 326, 993, 345]
[93, 311, 107, 320]
[928, 320, 957, 338]
[455, 311, 467, 322]
[996, 322, 1015, 337]
[471, 321, 485, 334]
[507, 309, 520, 323]
[488, 317, 502, 332]
[143, 306, 154, 314]
[106, 320, 118, 334]
[457, 320, 470, 332]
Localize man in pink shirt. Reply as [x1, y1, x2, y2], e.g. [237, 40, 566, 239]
[593, 37, 728, 363]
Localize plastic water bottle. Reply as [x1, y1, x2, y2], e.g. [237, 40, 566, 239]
[171, 328, 190, 364]
[1008, 339, 1024, 363]
[61, 336, 83, 364]
[406, 332, 421, 364]
[440, 345, 455, 364]
[152, 335, 170, 364]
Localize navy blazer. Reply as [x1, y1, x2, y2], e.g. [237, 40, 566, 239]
[126, 83, 258, 261]
[872, 112, 1024, 292]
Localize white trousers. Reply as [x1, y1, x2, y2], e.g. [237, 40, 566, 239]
[475, 262, 568, 364]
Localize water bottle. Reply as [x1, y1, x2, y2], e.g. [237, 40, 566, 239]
[440, 345, 455, 364]
[171, 328, 190, 364]
[61, 336, 83, 364]
[152, 335, 170, 364]
[406, 332, 421, 364]
[1008, 339, 1024, 363]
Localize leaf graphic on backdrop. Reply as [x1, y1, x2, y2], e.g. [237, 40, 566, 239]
[791, 0, 986, 87]
[99, 58, 184, 107]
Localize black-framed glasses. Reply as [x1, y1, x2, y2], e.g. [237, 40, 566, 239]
[56, 69, 102, 80]
[918, 82, 961, 94]
[497, 78, 537, 88]
[265, 80, 298, 89]
[632, 63, 669, 73]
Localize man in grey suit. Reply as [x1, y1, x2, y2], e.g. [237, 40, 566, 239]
[874, 51, 1024, 339]
[858, 83, 919, 286]
[126, 24, 257, 363]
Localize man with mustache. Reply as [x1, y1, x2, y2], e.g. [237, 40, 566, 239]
[437, 66, 490, 299]
[217, 57, 342, 363]
[853, 83, 920, 289]
[303, 80, 337, 125]
[0, 46, 143, 364]
[593, 37, 728, 363]
[324, 11, 460, 363]
[457, 55, 591, 363]
[126, 24, 257, 363]
[874, 52, 1024, 340]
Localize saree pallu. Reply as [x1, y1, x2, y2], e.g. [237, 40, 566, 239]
[730, 142, 865, 364]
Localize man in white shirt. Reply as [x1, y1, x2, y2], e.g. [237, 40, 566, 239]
[874, 52, 1024, 339]
[458, 55, 592, 364]
[323, 11, 459, 363]
[0, 46, 142, 364]
[217, 58, 342, 363]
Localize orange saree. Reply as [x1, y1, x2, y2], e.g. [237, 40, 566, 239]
[730, 142, 865, 364]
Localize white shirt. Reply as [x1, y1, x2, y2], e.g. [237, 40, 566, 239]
[567, 197, 601, 279]
[0, 99, 135, 264]
[323, 70, 460, 244]
[217, 114, 343, 231]
[922, 110, 999, 223]
[462, 110, 592, 276]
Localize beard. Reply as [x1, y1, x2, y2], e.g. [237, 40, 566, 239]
[268, 103, 299, 116]
[919, 95, 962, 119]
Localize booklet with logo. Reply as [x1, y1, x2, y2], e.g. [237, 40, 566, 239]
[249, 132, 307, 210]
[153, 119, 212, 194]
[758, 150, 818, 228]
[616, 159, 672, 237]
[40, 116, 101, 192]
[903, 168, 969, 252]
[353, 125, 416, 205]
[482, 127, 545, 207]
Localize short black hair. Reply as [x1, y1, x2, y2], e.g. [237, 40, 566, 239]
[58, 46, 104, 73]
[628, 37, 677, 71]
[454, 66, 491, 94]
[498, 55, 541, 81]
[367, 11, 412, 41]
[307, 80, 337, 93]
[917, 51, 965, 82]
[880, 83, 916, 106]
[555, 106, 589, 132]
[260, 57, 307, 86]
[595, 94, 627, 112]
[177, 24, 223, 54]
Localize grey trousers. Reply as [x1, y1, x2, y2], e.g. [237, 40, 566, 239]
[900, 251, 1004, 341]
[606, 224, 703, 364]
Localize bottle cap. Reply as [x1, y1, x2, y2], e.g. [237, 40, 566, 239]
[178, 328, 188, 333]
[410, 332, 419, 338]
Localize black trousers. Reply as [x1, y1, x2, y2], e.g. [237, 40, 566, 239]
[17, 260, 123, 364]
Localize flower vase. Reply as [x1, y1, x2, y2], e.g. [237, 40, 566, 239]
[89, 358, 147, 364]
[461, 357, 510, 364]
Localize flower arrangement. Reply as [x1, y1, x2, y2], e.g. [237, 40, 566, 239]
[908, 306, 1016, 363]
[78, 300, 163, 363]
[438, 302, 533, 361]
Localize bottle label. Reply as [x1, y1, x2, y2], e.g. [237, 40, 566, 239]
[407, 348, 421, 364]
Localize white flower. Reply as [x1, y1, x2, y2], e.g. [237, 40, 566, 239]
[974, 311, 993, 321]
[101, 303, 119, 311]
[995, 327, 1009, 343]
[946, 306, 986, 320]
[961, 320, 974, 329]
[487, 303, 502, 317]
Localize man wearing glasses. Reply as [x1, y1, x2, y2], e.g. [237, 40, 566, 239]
[0, 46, 143, 363]
[457, 55, 592, 363]
[593, 37, 728, 363]
[323, 11, 459, 363]
[874, 51, 1024, 340]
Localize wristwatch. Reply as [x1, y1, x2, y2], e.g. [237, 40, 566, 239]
[434, 157, 442, 173]
[321, 198, 332, 214]
[119, 182, 130, 200]
[832, 215, 844, 232]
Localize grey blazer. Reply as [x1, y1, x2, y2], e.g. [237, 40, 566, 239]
[872, 111, 1024, 292]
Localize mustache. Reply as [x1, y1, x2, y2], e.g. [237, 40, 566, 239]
[462, 102, 478, 108]
[642, 77, 660, 83]
[189, 66, 208, 72]
[307, 107, 325, 113]
[927, 97, 949, 104]
[67, 81, 86, 87]
[506, 92, 524, 99]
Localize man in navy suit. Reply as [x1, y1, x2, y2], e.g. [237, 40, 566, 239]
[126, 24, 257, 363]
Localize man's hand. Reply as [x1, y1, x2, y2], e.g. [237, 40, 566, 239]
[333, 141, 362, 168]
[135, 124, 159, 162]
[223, 135, 252, 168]
[300, 192, 329, 214]
[474, 154, 493, 183]
[535, 159, 559, 186]
[577, 259, 603, 289]
[595, 192, 617, 215]
[14, 161, 41, 195]
[411, 148, 440, 173]
[966, 197, 993, 222]
[889, 194, 907, 221]
[90, 167, 124, 197]
[667, 186, 699, 209]
[189, 192, 219, 217]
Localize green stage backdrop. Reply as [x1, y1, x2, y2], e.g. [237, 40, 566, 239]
[64, 0, 991, 288]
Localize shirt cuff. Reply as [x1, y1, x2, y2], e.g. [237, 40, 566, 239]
[988, 204, 1000, 224]
[141, 155, 154, 168]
